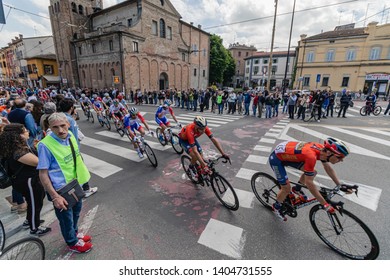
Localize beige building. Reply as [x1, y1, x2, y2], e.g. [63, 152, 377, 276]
[49, 0, 210, 91]
[294, 22, 390, 96]
[228, 43, 257, 88]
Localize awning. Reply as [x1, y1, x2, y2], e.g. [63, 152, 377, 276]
[42, 75, 61, 83]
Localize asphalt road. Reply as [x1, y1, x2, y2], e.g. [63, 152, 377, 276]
[5, 100, 389, 260]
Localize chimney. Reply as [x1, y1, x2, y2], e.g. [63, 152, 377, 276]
[300, 34, 307, 40]
[198, 24, 202, 29]
[190, 22, 193, 25]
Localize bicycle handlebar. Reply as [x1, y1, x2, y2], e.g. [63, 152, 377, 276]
[208, 156, 231, 167]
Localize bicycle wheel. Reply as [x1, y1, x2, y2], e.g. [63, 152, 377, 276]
[181, 155, 200, 184]
[171, 133, 183, 154]
[251, 172, 280, 210]
[98, 115, 104, 127]
[373, 106, 382, 116]
[156, 127, 167, 146]
[143, 143, 158, 167]
[303, 109, 313, 122]
[360, 106, 367, 116]
[115, 120, 124, 137]
[0, 237, 45, 260]
[89, 111, 94, 123]
[309, 204, 380, 260]
[104, 116, 111, 130]
[211, 174, 239, 211]
[0, 220, 5, 252]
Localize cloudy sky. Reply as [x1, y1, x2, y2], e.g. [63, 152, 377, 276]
[0, 0, 388, 51]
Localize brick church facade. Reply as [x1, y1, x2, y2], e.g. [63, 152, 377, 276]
[49, 0, 210, 91]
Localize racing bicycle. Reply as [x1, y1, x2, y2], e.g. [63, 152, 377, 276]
[251, 172, 379, 260]
[156, 124, 183, 154]
[181, 155, 239, 211]
[360, 102, 382, 116]
[0, 219, 45, 260]
[97, 109, 111, 130]
[128, 133, 158, 167]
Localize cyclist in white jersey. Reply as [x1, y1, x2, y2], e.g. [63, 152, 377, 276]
[109, 99, 127, 121]
[155, 99, 180, 142]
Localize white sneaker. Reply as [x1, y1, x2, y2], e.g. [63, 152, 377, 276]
[138, 151, 144, 158]
[84, 187, 98, 198]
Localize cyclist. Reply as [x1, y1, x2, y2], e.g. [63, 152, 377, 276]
[123, 107, 153, 158]
[109, 99, 127, 121]
[117, 94, 128, 109]
[155, 99, 180, 142]
[79, 93, 91, 114]
[92, 95, 107, 121]
[268, 137, 350, 221]
[365, 92, 377, 115]
[178, 116, 229, 178]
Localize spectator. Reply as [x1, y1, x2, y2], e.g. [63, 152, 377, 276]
[227, 91, 237, 114]
[265, 94, 274, 119]
[297, 94, 308, 120]
[236, 92, 243, 115]
[243, 90, 251, 116]
[337, 91, 351, 118]
[327, 91, 335, 117]
[282, 93, 289, 114]
[0, 124, 49, 235]
[287, 92, 297, 119]
[252, 93, 259, 117]
[38, 113, 93, 253]
[257, 92, 265, 118]
[7, 98, 37, 147]
[40, 102, 57, 134]
[217, 91, 224, 114]
[273, 93, 281, 117]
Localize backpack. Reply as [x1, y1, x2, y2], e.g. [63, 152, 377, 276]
[0, 158, 23, 189]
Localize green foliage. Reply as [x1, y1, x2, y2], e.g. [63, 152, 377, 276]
[209, 34, 236, 86]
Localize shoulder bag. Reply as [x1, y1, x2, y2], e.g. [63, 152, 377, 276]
[56, 138, 85, 209]
[0, 159, 24, 190]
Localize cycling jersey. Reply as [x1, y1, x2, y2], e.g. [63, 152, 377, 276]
[79, 97, 90, 105]
[155, 106, 174, 126]
[93, 100, 103, 110]
[269, 141, 323, 184]
[109, 103, 125, 114]
[102, 97, 112, 106]
[179, 123, 213, 145]
[123, 112, 145, 132]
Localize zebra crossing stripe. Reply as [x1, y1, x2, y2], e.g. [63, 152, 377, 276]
[81, 137, 145, 162]
[185, 111, 242, 120]
[265, 132, 279, 138]
[234, 189, 255, 208]
[236, 168, 258, 180]
[175, 118, 220, 127]
[245, 155, 268, 164]
[358, 128, 390, 137]
[176, 115, 228, 124]
[95, 130, 171, 151]
[179, 113, 237, 122]
[254, 145, 273, 152]
[259, 138, 276, 144]
[198, 218, 245, 259]
[82, 153, 123, 178]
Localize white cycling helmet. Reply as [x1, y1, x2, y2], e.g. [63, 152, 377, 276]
[104, 93, 110, 97]
[81, 93, 86, 98]
[129, 107, 138, 115]
[194, 116, 207, 128]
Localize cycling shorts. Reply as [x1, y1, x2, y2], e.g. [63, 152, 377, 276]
[129, 122, 142, 132]
[113, 111, 123, 120]
[155, 116, 170, 127]
[179, 138, 202, 154]
[269, 151, 304, 185]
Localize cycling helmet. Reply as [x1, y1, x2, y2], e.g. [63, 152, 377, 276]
[129, 107, 138, 115]
[118, 95, 123, 101]
[324, 137, 350, 158]
[104, 93, 110, 97]
[96, 97, 102, 101]
[194, 116, 207, 128]
[92, 94, 97, 98]
[81, 93, 86, 98]
[113, 99, 119, 104]
[164, 99, 172, 106]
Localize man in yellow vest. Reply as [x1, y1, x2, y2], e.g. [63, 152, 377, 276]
[38, 113, 93, 254]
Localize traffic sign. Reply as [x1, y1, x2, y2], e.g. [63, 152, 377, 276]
[316, 74, 321, 83]
[113, 76, 120, 84]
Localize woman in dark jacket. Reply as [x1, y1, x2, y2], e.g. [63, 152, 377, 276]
[0, 124, 50, 235]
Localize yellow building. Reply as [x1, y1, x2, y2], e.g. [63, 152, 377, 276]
[26, 55, 60, 88]
[294, 22, 390, 97]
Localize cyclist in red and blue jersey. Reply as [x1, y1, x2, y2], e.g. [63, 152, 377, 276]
[124, 107, 152, 158]
[178, 116, 229, 177]
[155, 99, 180, 141]
[268, 137, 350, 221]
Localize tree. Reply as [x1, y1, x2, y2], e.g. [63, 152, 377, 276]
[209, 34, 235, 87]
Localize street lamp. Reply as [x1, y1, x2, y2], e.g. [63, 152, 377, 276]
[267, 0, 278, 92]
[282, 0, 296, 94]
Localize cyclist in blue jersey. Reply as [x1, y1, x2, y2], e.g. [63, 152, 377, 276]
[124, 107, 153, 158]
[155, 99, 180, 142]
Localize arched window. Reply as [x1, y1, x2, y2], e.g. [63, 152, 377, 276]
[111, 68, 115, 76]
[99, 69, 102, 80]
[71, 2, 77, 13]
[78, 5, 84, 15]
[159, 19, 166, 38]
[82, 70, 86, 80]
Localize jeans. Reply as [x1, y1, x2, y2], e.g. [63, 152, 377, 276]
[327, 104, 334, 117]
[252, 105, 257, 116]
[54, 200, 82, 246]
[266, 105, 272, 118]
[257, 103, 263, 118]
[273, 104, 279, 117]
[288, 105, 295, 119]
[218, 103, 224, 114]
[193, 100, 198, 111]
[282, 103, 288, 113]
[244, 102, 250, 115]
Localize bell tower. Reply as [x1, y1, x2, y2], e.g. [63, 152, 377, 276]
[49, 0, 103, 88]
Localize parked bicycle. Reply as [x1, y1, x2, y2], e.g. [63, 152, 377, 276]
[360, 102, 382, 116]
[251, 172, 379, 260]
[156, 124, 183, 154]
[0, 219, 45, 260]
[303, 104, 319, 122]
[181, 155, 239, 211]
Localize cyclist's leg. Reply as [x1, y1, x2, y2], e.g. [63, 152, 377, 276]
[138, 126, 145, 137]
[268, 152, 291, 203]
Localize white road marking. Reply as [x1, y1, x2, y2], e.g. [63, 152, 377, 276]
[175, 117, 220, 127]
[358, 128, 390, 137]
[185, 112, 242, 120]
[269, 128, 283, 133]
[245, 155, 268, 164]
[259, 138, 276, 144]
[82, 153, 123, 178]
[234, 189, 255, 208]
[81, 137, 145, 162]
[176, 115, 228, 124]
[254, 145, 273, 152]
[265, 132, 279, 138]
[198, 218, 245, 259]
[236, 168, 258, 181]
[287, 169, 381, 211]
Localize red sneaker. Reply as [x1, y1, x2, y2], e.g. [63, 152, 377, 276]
[77, 232, 92, 243]
[69, 240, 93, 253]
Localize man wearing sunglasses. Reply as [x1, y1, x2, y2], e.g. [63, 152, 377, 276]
[268, 137, 350, 221]
[178, 116, 229, 177]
